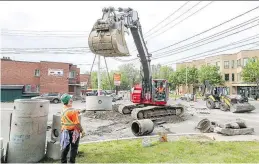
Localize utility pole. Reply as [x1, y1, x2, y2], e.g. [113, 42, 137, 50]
[186, 64, 188, 94]
[97, 55, 101, 96]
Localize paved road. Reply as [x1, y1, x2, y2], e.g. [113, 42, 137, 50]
[1, 98, 259, 151]
[167, 99, 259, 135]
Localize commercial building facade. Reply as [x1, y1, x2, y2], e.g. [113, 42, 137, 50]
[1, 58, 88, 101]
[176, 49, 259, 96]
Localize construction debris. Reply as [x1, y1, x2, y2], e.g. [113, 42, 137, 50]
[214, 127, 254, 136]
[196, 118, 254, 136]
[195, 108, 210, 114]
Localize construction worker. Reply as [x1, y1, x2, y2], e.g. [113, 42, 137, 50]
[60, 93, 86, 163]
[156, 82, 165, 94]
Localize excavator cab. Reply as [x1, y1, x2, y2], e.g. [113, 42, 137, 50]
[88, 7, 130, 57]
[153, 80, 168, 102]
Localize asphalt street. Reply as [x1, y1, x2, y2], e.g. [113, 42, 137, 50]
[1, 98, 259, 151]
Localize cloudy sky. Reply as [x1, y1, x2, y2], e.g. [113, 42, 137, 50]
[1, 1, 259, 73]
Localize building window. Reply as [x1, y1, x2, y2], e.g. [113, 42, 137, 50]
[243, 58, 249, 67]
[69, 71, 76, 78]
[25, 85, 31, 92]
[36, 85, 40, 93]
[225, 87, 230, 95]
[225, 74, 229, 81]
[34, 69, 40, 77]
[232, 73, 235, 82]
[237, 59, 241, 67]
[231, 60, 235, 68]
[237, 73, 241, 82]
[216, 61, 220, 68]
[224, 61, 229, 69]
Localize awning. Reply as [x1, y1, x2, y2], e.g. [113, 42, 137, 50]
[0, 85, 24, 89]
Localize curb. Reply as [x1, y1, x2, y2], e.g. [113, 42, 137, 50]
[79, 133, 203, 144]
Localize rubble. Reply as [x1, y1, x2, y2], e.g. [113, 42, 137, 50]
[196, 118, 254, 136]
[214, 127, 254, 136]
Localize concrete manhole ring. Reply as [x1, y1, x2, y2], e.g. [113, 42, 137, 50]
[98, 100, 102, 104]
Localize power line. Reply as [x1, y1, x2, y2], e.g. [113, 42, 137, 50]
[151, 20, 259, 59]
[153, 16, 259, 57]
[1, 29, 90, 33]
[147, 1, 214, 41]
[145, 1, 202, 39]
[1, 47, 89, 50]
[150, 5, 259, 54]
[1, 34, 89, 38]
[163, 36, 259, 65]
[171, 41, 259, 64]
[144, 1, 190, 36]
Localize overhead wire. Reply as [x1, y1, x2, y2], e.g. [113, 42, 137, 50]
[152, 16, 259, 57]
[144, 1, 190, 36]
[162, 35, 259, 65]
[151, 20, 259, 59]
[145, 1, 203, 39]
[146, 1, 214, 41]
[150, 5, 259, 54]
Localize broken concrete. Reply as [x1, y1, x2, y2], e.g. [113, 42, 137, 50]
[231, 103, 255, 113]
[214, 127, 254, 136]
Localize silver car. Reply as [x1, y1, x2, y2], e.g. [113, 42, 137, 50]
[31, 93, 61, 104]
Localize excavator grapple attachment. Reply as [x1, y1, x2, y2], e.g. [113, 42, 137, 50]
[88, 19, 130, 57]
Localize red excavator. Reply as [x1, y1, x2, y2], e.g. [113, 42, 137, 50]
[88, 7, 184, 120]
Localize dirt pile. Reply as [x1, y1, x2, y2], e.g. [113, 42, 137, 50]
[83, 104, 134, 124]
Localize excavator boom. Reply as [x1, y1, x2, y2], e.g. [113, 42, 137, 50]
[88, 7, 184, 120]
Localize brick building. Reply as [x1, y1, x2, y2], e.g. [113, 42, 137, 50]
[1, 58, 81, 97]
[176, 49, 259, 96]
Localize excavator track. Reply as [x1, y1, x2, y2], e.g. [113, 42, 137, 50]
[118, 104, 143, 114]
[131, 105, 185, 120]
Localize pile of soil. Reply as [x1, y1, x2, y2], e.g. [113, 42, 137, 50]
[83, 104, 134, 124]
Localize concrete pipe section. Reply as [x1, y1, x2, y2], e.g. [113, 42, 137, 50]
[7, 99, 50, 163]
[131, 119, 155, 136]
[196, 118, 212, 133]
[85, 96, 112, 111]
[47, 112, 82, 160]
[51, 113, 82, 142]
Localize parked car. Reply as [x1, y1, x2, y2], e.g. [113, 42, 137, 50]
[109, 93, 123, 102]
[31, 93, 61, 104]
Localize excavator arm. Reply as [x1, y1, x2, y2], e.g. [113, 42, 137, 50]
[88, 7, 152, 99]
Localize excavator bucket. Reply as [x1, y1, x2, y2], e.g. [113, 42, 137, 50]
[88, 20, 130, 57]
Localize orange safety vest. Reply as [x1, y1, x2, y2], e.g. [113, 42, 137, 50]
[61, 107, 80, 131]
[158, 87, 164, 93]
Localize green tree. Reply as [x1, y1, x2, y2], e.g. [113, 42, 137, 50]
[198, 65, 224, 86]
[151, 64, 174, 79]
[242, 58, 259, 87]
[117, 63, 141, 90]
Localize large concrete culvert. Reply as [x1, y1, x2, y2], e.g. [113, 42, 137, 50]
[131, 119, 154, 136]
[7, 99, 50, 163]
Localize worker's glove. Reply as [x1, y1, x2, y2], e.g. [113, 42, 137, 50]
[81, 131, 86, 138]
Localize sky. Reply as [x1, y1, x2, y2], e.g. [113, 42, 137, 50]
[0, 1, 259, 73]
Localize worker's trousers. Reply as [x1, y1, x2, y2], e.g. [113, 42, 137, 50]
[61, 130, 80, 163]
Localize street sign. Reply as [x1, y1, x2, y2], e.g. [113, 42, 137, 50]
[113, 73, 121, 86]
